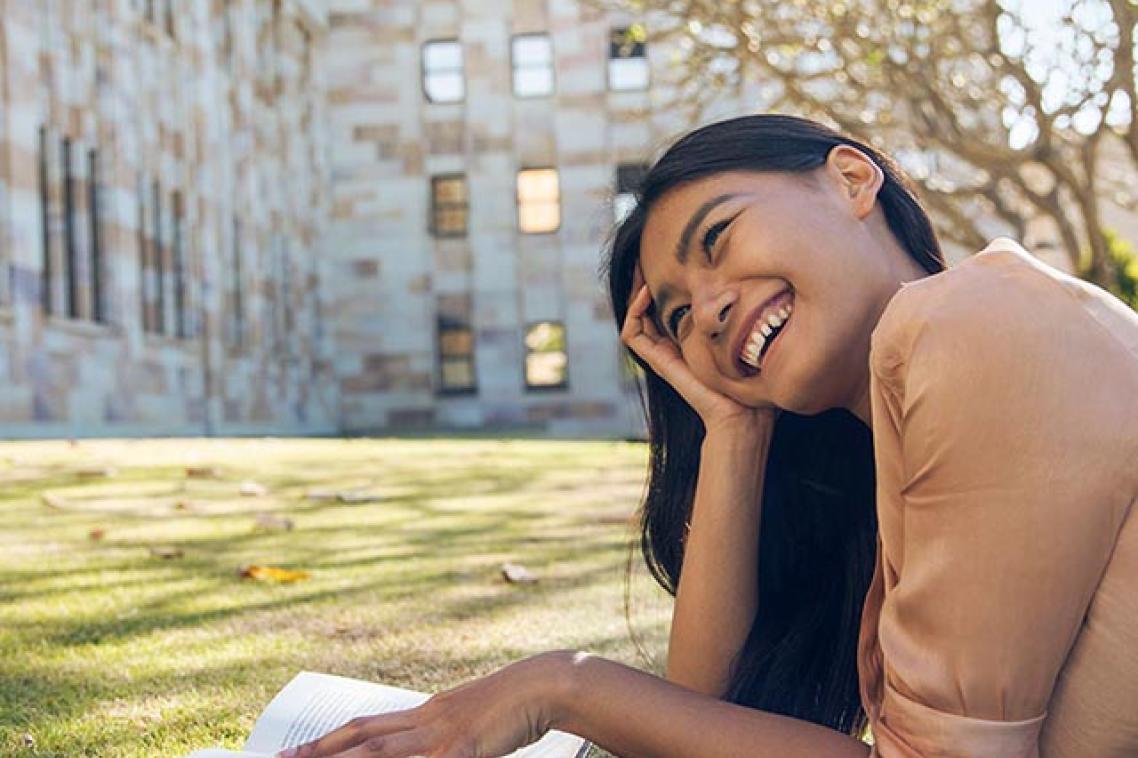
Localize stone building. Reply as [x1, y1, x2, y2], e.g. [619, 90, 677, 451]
[321, 1, 726, 436]
[0, 0, 335, 436]
[1, 0, 729, 438]
[7, 2, 1121, 439]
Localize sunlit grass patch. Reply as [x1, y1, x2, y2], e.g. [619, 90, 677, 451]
[0, 438, 670, 758]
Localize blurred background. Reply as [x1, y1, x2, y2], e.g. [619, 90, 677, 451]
[1, 0, 1136, 440]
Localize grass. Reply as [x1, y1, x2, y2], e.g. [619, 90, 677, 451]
[0, 438, 673, 758]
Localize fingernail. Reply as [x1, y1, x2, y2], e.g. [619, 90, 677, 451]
[277, 749, 296, 758]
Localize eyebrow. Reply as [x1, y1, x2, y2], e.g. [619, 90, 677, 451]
[674, 193, 742, 265]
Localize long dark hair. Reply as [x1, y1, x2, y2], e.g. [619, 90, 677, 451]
[604, 114, 946, 736]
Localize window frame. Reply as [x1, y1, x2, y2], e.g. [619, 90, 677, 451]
[516, 167, 561, 235]
[523, 320, 569, 392]
[436, 312, 478, 396]
[607, 26, 650, 92]
[421, 38, 466, 104]
[430, 173, 470, 238]
[510, 32, 555, 99]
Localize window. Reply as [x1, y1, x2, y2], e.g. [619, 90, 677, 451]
[422, 40, 464, 103]
[88, 149, 105, 323]
[231, 217, 245, 348]
[608, 26, 649, 91]
[516, 168, 560, 234]
[152, 179, 165, 334]
[38, 126, 52, 314]
[614, 163, 647, 224]
[61, 137, 78, 319]
[524, 321, 568, 390]
[171, 191, 188, 338]
[437, 303, 476, 394]
[511, 33, 554, 98]
[430, 174, 469, 237]
[137, 178, 149, 331]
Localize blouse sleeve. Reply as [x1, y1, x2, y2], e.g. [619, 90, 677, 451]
[865, 263, 1123, 757]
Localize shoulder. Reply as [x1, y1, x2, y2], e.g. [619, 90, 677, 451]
[868, 237, 1069, 390]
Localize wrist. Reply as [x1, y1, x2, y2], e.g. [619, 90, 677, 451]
[701, 418, 774, 454]
[532, 649, 585, 732]
[514, 650, 580, 733]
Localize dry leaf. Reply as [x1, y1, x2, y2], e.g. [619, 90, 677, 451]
[501, 562, 538, 584]
[172, 500, 197, 512]
[305, 489, 338, 501]
[185, 465, 221, 479]
[148, 545, 184, 559]
[239, 481, 268, 497]
[238, 564, 310, 583]
[88, 527, 106, 541]
[253, 513, 294, 531]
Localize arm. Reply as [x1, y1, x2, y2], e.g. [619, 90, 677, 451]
[281, 649, 871, 758]
[665, 423, 772, 696]
[862, 260, 1127, 755]
[557, 651, 870, 758]
[620, 277, 779, 698]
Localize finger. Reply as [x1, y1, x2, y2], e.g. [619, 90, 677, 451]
[630, 263, 646, 297]
[620, 286, 652, 345]
[331, 728, 429, 758]
[282, 711, 420, 758]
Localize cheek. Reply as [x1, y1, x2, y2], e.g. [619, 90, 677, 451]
[683, 351, 734, 395]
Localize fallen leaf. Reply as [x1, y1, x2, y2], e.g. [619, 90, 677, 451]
[238, 564, 310, 583]
[185, 465, 221, 479]
[89, 527, 106, 541]
[148, 545, 184, 559]
[172, 500, 197, 512]
[253, 513, 294, 531]
[501, 562, 538, 584]
[239, 481, 268, 497]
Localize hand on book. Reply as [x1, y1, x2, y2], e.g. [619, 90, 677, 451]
[275, 652, 573, 758]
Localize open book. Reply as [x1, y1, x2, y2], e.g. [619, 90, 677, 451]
[185, 671, 591, 758]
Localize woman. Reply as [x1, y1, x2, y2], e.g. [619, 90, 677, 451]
[280, 115, 1138, 757]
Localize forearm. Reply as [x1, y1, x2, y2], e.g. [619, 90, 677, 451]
[666, 425, 771, 695]
[554, 651, 870, 758]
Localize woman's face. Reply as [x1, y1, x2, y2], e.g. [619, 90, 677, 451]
[638, 146, 906, 416]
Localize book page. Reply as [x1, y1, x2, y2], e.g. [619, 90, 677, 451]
[242, 671, 589, 758]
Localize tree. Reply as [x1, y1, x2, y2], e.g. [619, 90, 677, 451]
[599, 0, 1138, 295]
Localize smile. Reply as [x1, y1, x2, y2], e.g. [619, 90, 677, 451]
[738, 291, 793, 371]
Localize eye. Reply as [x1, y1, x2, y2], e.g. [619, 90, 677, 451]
[667, 304, 691, 338]
[701, 217, 732, 256]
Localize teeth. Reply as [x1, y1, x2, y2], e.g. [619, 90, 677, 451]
[740, 298, 793, 369]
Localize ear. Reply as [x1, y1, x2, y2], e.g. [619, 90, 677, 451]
[824, 144, 884, 220]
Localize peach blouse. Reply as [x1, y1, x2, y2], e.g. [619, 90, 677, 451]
[857, 237, 1138, 756]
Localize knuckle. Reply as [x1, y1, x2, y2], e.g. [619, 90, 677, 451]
[362, 734, 388, 752]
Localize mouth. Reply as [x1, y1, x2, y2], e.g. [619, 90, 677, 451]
[734, 288, 794, 377]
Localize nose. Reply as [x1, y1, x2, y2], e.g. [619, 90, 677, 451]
[692, 287, 737, 341]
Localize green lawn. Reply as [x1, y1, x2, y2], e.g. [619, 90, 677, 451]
[0, 438, 672, 758]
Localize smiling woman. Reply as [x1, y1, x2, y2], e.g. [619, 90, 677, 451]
[279, 115, 1138, 758]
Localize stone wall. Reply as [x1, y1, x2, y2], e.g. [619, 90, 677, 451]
[0, 0, 335, 436]
[322, 0, 763, 437]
